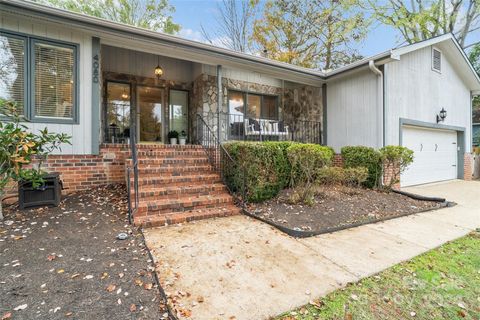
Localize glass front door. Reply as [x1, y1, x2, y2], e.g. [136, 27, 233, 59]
[138, 86, 164, 143]
[105, 82, 131, 143]
[169, 90, 188, 138]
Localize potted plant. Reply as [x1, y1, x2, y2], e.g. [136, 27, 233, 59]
[179, 130, 187, 145]
[0, 99, 71, 218]
[168, 130, 179, 145]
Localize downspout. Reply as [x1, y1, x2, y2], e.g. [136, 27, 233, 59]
[368, 60, 384, 148]
[217, 65, 222, 143]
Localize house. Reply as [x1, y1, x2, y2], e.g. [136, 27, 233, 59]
[1, 1, 479, 225]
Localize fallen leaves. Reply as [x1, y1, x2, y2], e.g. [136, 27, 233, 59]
[106, 284, 116, 292]
[143, 283, 153, 290]
[13, 304, 27, 311]
[129, 304, 137, 312]
[1, 312, 12, 320]
[47, 254, 57, 261]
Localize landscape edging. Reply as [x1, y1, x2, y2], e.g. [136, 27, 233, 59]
[242, 191, 455, 239]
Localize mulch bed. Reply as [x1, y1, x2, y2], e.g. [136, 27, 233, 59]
[0, 185, 170, 320]
[248, 185, 443, 233]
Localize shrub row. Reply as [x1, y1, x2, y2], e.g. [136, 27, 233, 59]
[223, 142, 413, 202]
[223, 141, 334, 202]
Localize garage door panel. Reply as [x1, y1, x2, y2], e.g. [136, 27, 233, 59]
[401, 126, 457, 187]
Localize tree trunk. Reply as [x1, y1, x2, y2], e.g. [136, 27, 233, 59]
[0, 200, 3, 221]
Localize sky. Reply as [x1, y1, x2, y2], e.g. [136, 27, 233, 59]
[169, 0, 480, 58]
[170, 0, 402, 57]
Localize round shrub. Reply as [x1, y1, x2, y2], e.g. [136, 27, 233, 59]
[379, 145, 414, 188]
[287, 144, 334, 187]
[341, 146, 381, 188]
[223, 141, 297, 202]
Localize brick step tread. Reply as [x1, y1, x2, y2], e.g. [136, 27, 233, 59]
[133, 158, 210, 165]
[134, 183, 227, 199]
[134, 205, 242, 227]
[135, 150, 207, 156]
[136, 165, 214, 174]
[133, 173, 221, 185]
[135, 144, 204, 150]
[136, 194, 235, 215]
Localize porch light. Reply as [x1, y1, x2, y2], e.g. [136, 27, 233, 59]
[436, 108, 447, 123]
[121, 88, 129, 100]
[154, 55, 163, 79]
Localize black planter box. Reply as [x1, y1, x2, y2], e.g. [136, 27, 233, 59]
[18, 173, 63, 209]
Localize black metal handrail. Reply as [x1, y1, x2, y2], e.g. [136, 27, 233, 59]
[126, 126, 139, 224]
[196, 113, 246, 206]
[201, 112, 322, 144]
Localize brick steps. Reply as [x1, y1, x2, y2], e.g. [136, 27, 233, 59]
[129, 145, 240, 227]
[136, 194, 234, 216]
[134, 205, 242, 227]
[133, 173, 221, 187]
[135, 183, 227, 201]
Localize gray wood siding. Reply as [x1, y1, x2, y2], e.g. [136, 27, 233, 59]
[326, 70, 380, 152]
[1, 12, 93, 155]
[102, 45, 194, 83]
[385, 45, 472, 152]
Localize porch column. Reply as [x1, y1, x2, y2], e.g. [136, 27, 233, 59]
[217, 65, 222, 143]
[91, 37, 101, 155]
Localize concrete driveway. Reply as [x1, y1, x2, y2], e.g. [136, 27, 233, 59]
[144, 180, 479, 320]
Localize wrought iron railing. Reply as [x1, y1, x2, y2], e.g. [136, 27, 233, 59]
[196, 114, 246, 206]
[126, 126, 139, 224]
[201, 112, 322, 144]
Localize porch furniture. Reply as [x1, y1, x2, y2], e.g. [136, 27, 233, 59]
[244, 118, 289, 137]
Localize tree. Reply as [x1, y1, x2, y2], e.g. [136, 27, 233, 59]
[252, 0, 369, 70]
[201, 0, 258, 53]
[368, 0, 480, 49]
[36, 0, 180, 34]
[0, 100, 70, 220]
[469, 43, 480, 122]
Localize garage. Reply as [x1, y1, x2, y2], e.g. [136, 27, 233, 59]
[401, 126, 458, 187]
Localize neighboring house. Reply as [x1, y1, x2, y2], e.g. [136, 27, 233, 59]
[1, 0, 479, 202]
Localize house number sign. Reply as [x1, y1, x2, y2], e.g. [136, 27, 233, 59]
[92, 54, 99, 83]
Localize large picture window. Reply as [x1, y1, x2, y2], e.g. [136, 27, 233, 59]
[228, 90, 280, 120]
[0, 30, 78, 123]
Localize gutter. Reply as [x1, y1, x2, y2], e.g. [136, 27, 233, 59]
[369, 61, 385, 148]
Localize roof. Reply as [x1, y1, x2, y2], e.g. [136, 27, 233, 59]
[1, 0, 480, 91]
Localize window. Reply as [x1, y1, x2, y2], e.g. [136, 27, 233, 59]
[33, 41, 75, 120]
[432, 47, 441, 73]
[0, 33, 26, 111]
[228, 90, 280, 120]
[0, 30, 78, 123]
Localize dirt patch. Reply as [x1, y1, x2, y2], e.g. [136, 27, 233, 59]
[248, 185, 443, 233]
[0, 185, 170, 320]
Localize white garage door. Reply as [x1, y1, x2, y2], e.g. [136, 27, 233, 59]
[401, 126, 458, 187]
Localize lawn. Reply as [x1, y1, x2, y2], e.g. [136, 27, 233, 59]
[276, 232, 480, 320]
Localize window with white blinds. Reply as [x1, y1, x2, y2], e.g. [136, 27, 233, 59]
[33, 41, 75, 119]
[0, 33, 26, 110]
[0, 30, 78, 123]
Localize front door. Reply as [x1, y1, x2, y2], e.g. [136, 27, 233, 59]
[138, 86, 164, 143]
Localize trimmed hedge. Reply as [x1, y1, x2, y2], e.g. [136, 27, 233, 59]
[316, 166, 368, 187]
[341, 146, 381, 188]
[287, 144, 334, 186]
[223, 141, 297, 202]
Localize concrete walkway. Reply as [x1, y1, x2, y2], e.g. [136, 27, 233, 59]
[144, 180, 480, 320]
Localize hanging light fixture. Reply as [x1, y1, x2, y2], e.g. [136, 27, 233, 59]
[154, 55, 163, 79]
[121, 87, 129, 100]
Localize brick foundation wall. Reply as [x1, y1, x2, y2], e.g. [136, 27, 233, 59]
[382, 164, 400, 189]
[333, 154, 344, 167]
[3, 144, 130, 198]
[464, 153, 473, 181]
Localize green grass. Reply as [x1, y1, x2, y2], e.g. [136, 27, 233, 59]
[276, 232, 480, 320]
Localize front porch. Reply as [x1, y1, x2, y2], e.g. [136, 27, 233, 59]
[99, 45, 325, 146]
